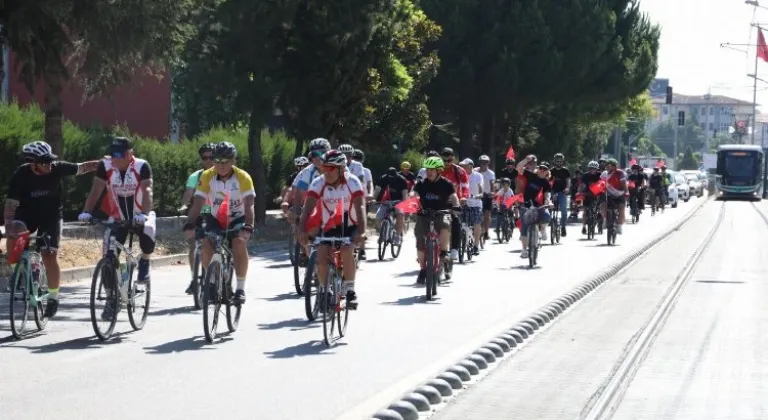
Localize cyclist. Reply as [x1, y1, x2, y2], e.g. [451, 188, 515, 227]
[579, 161, 601, 234]
[495, 177, 516, 237]
[417, 150, 440, 180]
[648, 167, 665, 211]
[515, 156, 552, 259]
[373, 167, 409, 245]
[298, 150, 366, 309]
[475, 155, 495, 241]
[411, 156, 459, 285]
[288, 138, 331, 260]
[598, 158, 606, 172]
[340, 144, 371, 260]
[660, 165, 670, 204]
[439, 148, 469, 261]
[80, 137, 156, 319]
[352, 149, 374, 197]
[497, 158, 518, 193]
[628, 164, 645, 216]
[279, 156, 310, 208]
[4, 141, 99, 318]
[399, 161, 417, 191]
[569, 168, 583, 220]
[460, 158, 484, 255]
[600, 158, 628, 234]
[183, 141, 255, 305]
[179, 142, 215, 294]
[550, 153, 570, 237]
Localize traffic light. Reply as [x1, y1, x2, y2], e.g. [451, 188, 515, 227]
[678, 110, 685, 126]
[666, 86, 673, 105]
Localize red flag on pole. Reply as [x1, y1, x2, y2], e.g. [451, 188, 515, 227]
[323, 200, 344, 231]
[395, 197, 421, 214]
[628, 158, 637, 167]
[655, 159, 665, 168]
[216, 193, 230, 228]
[505, 146, 516, 160]
[503, 193, 523, 208]
[758, 29, 768, 62]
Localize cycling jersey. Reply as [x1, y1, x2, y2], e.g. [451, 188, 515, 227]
[285, 171, 300, 187]
[414, 176, 455, 210]
[8, 161, 79, 219]
[441, 163, 470, 199]
[306, 171, 365, 225]
[601, 169, 627, 197]
[376, 174, 408, 201]
[628, 173, 644, 190]
[349, 161, 365, 179]
[194, 166, 255, 218]
[185, 169, 211, 213]
[292, 165, 321, 191]
[97, 157, 152, 220]
[581, 172, 601, 190]
[550, 167, 570, 192]
[649, 173, 663, 189]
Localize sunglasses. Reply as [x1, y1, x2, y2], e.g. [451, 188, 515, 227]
[214, 158, 233, 164]
[309, 150, 325, 158]
[321, 164, 341, 172]
[201, 155, 213, 161]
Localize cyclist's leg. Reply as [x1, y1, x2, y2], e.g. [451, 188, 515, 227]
[438, 215, 451, 253]
[519, 207, 529, 253]
[470, 206, 482, 246]
[538, 207, 552, 231]
[395, 210, 405, 238]
[414, 216, 428, 283]
[374, 204, 387, 231]
[449, 212, 461, 259]
[616, 197, 626, 232]
[481, 195, 492, 237]
[225, 217, 249, 302]
[134, 225, 156, 283]
[37, 218, 62, 299]
[557, 192, 567, 228]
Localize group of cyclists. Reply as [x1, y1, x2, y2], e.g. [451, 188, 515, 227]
[2, 136, 676, 329]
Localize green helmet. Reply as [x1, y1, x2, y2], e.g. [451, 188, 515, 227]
[423, 156, 445, 169]
[606, 158, 618, 166]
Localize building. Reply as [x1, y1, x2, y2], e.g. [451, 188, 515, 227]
[649, 92, 755, 142]
[1, 47, 176, 140]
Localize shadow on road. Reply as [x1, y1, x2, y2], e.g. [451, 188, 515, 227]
[149, 305, 199, 316]
[261, 292, 299, 302]
[395, 270, 421, 278]
[265, 262, 293, 269]
[144, 335, 230, 354]
[3, 333, 129, 352]
[380, 295, 439, 305]
[258, 317, 318, 331]
[264, 340, 346, 358]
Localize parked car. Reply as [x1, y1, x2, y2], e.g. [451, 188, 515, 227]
[667, 172, 680, 208]
[681, 171, 704, 197]
[671, 171, 690, 203]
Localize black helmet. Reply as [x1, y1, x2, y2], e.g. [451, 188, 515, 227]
[426, 150, 440, 157]
[214, 141, 237, 159]
[198, 142, 215, 157]
[441, 147, 455, 156]
[500, 177, 511, 184]
[387, 167, 398, 176]
[505, 158, 516, 165]
[352, 149, 364, 161]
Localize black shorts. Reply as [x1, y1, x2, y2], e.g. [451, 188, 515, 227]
[198, 213, 247, 246]
[311, 213, 357, 241]
[16, 215, 62, 251]
[113, 225, 156, 255]
[605, 195, 626, 206]
[481, 194, 493, 211]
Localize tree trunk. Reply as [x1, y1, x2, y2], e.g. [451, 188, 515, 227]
[0, 44, 5, 102]
[293, 134, 304, 158]
[247, 106, 269, 226]
[44, 78, 64, 156]
[458, 114, 473, 159]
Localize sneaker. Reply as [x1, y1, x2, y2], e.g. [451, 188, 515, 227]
[358, 249, 367, 261]
[101, 300, 119, 321]
[521, 249, 529, 259]
[561, 226, 567, 237]
[416, 269, 426, 284]
[346, 290, 358, 310]
[582, 226, 587, 235]
[540, 229, 548, 241]
[136, 259, 150, 285]
[44, 299, 59, 318]
[484, 231, 490, 240]
[450, 249, 459, 261]
[185, 281, 195, 295]
[472, 245, 479, 256]
[233, 290, 246, 305]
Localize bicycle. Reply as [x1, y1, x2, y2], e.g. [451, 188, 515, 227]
[420, 209, 452, 301]
[459, 206, 476, 263]
[605, 197, 620, 245]
[629, 192, 640, 223]
[6, 232, 51, 339]
[89, 219, 151, 341]
[291, 206, 306, 295]
[312, 236, 352, 346]
[198, 219, 242, 343]
[494, 204, 513, 243]
[584, 198, 598, 240]
[377, 201, 403, 261]
[549, 198, 561, 245]
[302, 242, 320, 321]
[522, 202, 547, 268]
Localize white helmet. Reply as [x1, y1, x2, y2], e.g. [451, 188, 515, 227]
[294, 156, 309, 166]
[338, 144, 354, 154]
[22, 141, 56, 161]
[308, 138, 331, 152]
[587, 160, 599, 169]
[460, 158, 474, 166]
[478, 155, 490, 162]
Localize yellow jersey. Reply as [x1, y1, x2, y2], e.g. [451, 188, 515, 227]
[194, 166, 255, 218]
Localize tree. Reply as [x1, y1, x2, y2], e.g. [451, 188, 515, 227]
[679, 145, 699, 170]
[4, 1, 195, 154]
[650, 119, 705, 158]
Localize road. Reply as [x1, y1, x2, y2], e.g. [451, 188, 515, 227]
[0, 199, 701, 420]
[433, 199, 768, 420]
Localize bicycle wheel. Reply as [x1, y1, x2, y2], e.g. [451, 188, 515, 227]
[127, 266, 151, 331]
[378, 219, 391, 261]
[390, 226, 402, 259]
[293, 241, 305, 295]
[33, 271, 49, 332]
[192, 249, 204, 309]
[303, 249, 320, 321]
[550, 218, 556, 245]
[322, 266, 340, 346]
[502, 217, 511, 243]
[495, 216, 504, 243]
[225, 263, 241, 333]
[90, 258, 119, 341]
[8, 261, 30, 339]
[425, 240, 436, 301]
[528, 230, 536, 268]
[202, 260, 222, 343]
[288, 228, 296, 265]
[458, 228, 466, 264]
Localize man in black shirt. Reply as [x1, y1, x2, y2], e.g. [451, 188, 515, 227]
[412, 156, 459, 284]
[648, 167, 665, 209]
[550, 153, 570, 236]
[627, 164, 646, 212]
[4, 141, 99, 318]
[579, 161, 602, 234]
[374, 167, 409, 244]
[497, 158, 518, 193]
[569, 169, 582, 220]
[515, 156, 552, 260]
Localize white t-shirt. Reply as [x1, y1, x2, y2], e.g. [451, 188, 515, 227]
[475, 168, 495, 193]
[349, 161, 365, 179]
[292, 165, 321, 191]
[306, 172, 365, 224]
[363, 167, 373, 192]
[417, 168, 427, 180]
[467, 171, 484, 208]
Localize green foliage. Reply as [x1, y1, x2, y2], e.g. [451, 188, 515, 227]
[680, 145, 699, 170]
[650, 120, 705, 157]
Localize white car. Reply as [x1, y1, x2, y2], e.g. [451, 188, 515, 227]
[682, 172, 704, 197]
[671, 171, 690, 204]
[666, 173, 679, 208]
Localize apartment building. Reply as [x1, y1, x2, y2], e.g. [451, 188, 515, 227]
[649, 93, 754, 141]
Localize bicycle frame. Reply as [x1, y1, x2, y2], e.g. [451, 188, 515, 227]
[14, 234, 51, 308]
[100, 225, 140, 303]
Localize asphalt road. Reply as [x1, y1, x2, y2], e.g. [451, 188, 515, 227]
[0, 198, 701, 420]
[433, 199, 767, 420]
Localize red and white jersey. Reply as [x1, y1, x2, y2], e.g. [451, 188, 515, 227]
[102, 157, 150, 219]
[306, 172, 365, 225]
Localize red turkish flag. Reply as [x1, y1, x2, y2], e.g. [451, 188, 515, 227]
[589, 180, 606, 195]
[505, 146, 516, 160]
[323, 199, 344, 231]
[395, 197, 421, 215]
[758, 29, 768, 62]
[216, 193, 230, 228]
[503, 193, 523, 208]
[381, 187, 391, 202]
[305, 199, 323, 231]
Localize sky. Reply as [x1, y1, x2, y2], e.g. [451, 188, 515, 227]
[639, 0, 768, 110]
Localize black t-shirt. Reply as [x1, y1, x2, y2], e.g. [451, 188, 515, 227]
[414, 176, 455, 211]
[286, 171, 300, 187]
[95, 160, 153, 218]
[376, 174, 409, 201]
[521, 170, 551, 206]
[497, 167, 518, 192]
[550, 167, 570, 192]
[581, 172, 602, 193]
[570, 175, 582, 193]
[628, 173, 645, 190]
[649, 173, 663, 189]
[399, 171, 416, 184]
[7, 161, 79, 219]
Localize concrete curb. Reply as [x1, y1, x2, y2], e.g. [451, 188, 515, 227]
[370, 196, 714, 420]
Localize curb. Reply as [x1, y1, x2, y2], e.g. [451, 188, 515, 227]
[370, 196, 714, 420]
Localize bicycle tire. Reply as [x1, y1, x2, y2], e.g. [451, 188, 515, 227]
[225, 263, 241, 333]
[8, 262, 30, 339]
[606, 208, 614, 245]
[303, 250, 319, 321]
[90, 258, 119, 341]
[322, 266, 340, 346]
[293, 241, 305, 295]
[495, 216, 504, 243]
[378, 219, 390, 261]
[192, 250, 204, 309]
[202, 260, 222, 343]
[458, 228, 466, 264]
[528, 230, 537, 268]
[425, 240, 436, 301]
[127, 268, 151, 331]
[390, 231, 402, 259]
[550, 217, 556, 245]
[288, 228, 296, 265]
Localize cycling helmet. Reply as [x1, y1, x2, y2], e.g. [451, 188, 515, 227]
[598, 158, 606, 164]
[294, 156, 309, 166]
[352, 149, 364, 161]
[22, 141, 57, 161]
[632, 164, 641, 170]
[426, 150, 440, 157]
[423, 156, 445, 169]
[400, 161, 411, 170]
[661, 165, 667, 170]
[505, 158, 516, 165]
[587, 161, 599, 169]
[214, 141, 237, 159]
[554, 153, 565, 160]
[538, 162, 550, 170]
[387, 167, 398, 176]
[606, 158, 618, 166]
[198, 142, 215, 157]
[500, 177, 511, 184]
[309, 137, 331, 152]
[322, 149, 347, 167]
[460, 158, 474, 166]
[478, 155, 491, 163]
[338, 144, 354, 154]
[441, 147, 455, 156]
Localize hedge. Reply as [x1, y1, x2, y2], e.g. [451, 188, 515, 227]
[0, 102, 296, 221]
